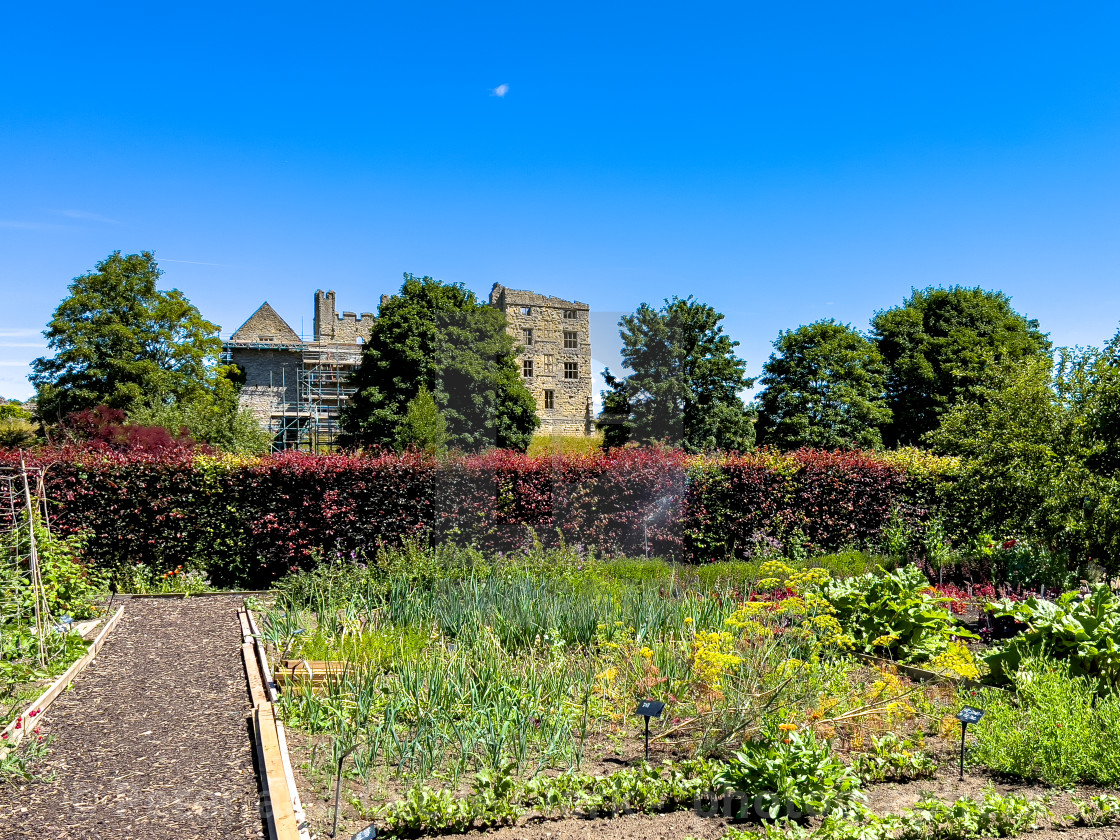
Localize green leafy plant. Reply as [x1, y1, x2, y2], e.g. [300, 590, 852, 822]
[984, 585, 1120, 686]
[745, 786, 1047, 840]
[1068, 794, 1120, 828]
[821, 565, 975, 662]
[713, 729, 863, 820]
[898, 786, 1048, 840]
[850, 732, 937, 783]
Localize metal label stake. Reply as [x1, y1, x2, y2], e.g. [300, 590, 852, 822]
[635, 700, 665, 761]
[956, 706, 985, 779]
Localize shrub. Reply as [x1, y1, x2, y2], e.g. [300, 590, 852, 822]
[0, 446, 945, 587]
[971, 658, 1120, 786]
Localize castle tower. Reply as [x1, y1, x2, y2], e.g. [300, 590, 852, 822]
[490, 283, 593, 436]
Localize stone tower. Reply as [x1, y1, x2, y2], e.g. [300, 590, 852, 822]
[314, 290, 375, 344]
[490, 283, 593, 436]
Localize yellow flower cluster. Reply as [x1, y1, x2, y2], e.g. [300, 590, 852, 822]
[690, 631, 740, 691]
[928, 641, 980, 680]
[807, 614, 854, 649]
[871, 633, 900, 648]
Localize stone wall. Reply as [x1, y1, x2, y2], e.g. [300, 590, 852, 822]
[314, 290, 374, 344]
[229, 347, 301, 427]
[490, 284, 593, 436]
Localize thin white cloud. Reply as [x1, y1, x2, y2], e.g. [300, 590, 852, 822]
[0, 329, 41, 338]
[0, 342, 45, 348]
[57, 209, 121, 224]
[0, 361, 31, 367]
[491, 83, 509, 98]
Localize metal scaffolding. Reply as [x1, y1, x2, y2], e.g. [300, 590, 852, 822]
[257, 343, 362, 453]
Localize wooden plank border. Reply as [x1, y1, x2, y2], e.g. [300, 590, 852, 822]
[240, 606, 310, 840]
[1, 605, 125, 748]
[121, 590, 272, 599]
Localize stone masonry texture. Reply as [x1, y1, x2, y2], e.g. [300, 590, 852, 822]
[224, 285, 595, 442]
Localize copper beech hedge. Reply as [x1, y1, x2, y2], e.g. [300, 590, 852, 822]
[0, 447, 948, 587]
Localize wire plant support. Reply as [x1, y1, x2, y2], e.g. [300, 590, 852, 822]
[0, 453, 56, 668]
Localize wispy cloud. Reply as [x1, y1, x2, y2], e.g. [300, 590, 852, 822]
[57, 209, 121, 224]
[491, 83, 509, 98]
[159, 258, 230, 267]
[0, 329, 41, 338]
[0, 361, 32, 367]
[0, 342, 45, 348]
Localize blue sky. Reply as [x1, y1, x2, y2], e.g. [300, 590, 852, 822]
[2, 2, 1119, 401]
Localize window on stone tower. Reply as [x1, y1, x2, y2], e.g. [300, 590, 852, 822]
[521, 306, 532, 316]
[544, 390, 554, 410]
[563, 309, 577, 319]
[564, 361, 578, 379]
[564, 330, 577, 349]
[523, 359, 534, 378]
[522, 328, 533, 346]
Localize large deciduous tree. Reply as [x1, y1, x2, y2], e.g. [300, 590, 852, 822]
[30, 251, 221, 423]
[598, 296, 754, 452]
[929, 327, 1120, 575]
[338, 274, 539, 452]
[871, 286, 1051, 446]
[756, 319, 891, 450]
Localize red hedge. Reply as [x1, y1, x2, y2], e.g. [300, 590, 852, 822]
[0, 447, 919, 586]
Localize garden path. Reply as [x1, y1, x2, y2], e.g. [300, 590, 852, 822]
[0, 595, 264, 840]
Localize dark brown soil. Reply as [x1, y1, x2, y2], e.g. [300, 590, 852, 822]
[0, 596, 264, 840]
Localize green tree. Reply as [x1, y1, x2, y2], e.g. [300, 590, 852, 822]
[927, 356, 1066, 547]
[0, 400, 37, 448]
[598, 296, 754, 452]
[394, 386, 449, 454]
[339, 274, 539, 452]
[871, 286, 1051, 446]
[128, 366, 271, 455]
[928, 337, 1120, 575]
[30, 252, 221, 422]
[756, 319, 891, 450]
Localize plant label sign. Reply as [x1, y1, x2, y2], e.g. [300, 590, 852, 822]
[635, 700, 665, 718]
[352, 825, 377, 840]
[957, 706, 984, 724]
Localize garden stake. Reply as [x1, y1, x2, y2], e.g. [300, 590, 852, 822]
[958, 720, 966, 780]
[956, 706, 985, 780]
[635, 700, 665, 762]
[330, 744, 358, 838]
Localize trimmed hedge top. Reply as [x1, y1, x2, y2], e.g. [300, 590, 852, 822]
[1, 446, 955, 587]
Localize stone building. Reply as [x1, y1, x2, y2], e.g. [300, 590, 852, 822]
[489, 284, 593, 437]
[224, 293, 371, 451]
[223, 284, 593, 451]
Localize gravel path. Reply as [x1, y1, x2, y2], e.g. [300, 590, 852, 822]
[0, 596, 264, 840]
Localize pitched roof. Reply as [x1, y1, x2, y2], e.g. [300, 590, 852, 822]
[229, 302, 302, 343]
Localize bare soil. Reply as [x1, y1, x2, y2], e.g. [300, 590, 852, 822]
[0, 596, 264, 840]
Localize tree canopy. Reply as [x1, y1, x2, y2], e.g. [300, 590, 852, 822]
[338, 274, 539, 452]
[871, 286, 1051, 446]
[756, 319, 891, 450]
[30, 251, 221, 423]
[598, 296, 754, 452]
[928, 327, 1120, 574]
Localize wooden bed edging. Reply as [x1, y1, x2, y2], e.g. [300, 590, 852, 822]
[1, 605, 126, 748]
[122, 590, 272, 599]
[850, 651, 1015, 694]
[240, 606, 310, 840]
